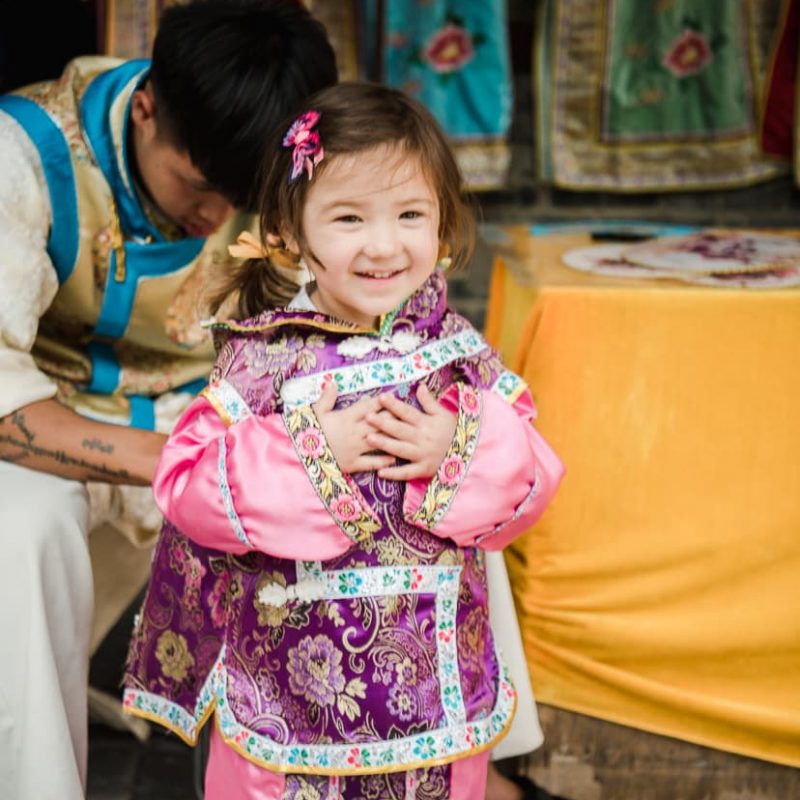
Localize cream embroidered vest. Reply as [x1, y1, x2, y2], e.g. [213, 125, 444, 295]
[0, 57, 252, 428]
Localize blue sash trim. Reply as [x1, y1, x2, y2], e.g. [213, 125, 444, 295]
[0, 96, 79, 283]
[126, 376, 205, 431]
[128, 396, 156, 430]
[96, 238, 205, 339]
[81, 61, 206, 340]
[86, 340, 207, 430]
[80, 59, 160, 242]
[86, 341, 121, 393]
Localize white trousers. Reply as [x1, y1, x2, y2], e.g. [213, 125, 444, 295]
[486, 550, 544, 760]
[0, 460, 92, 800]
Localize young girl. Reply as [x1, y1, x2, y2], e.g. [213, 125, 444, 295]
[124, 82, 564, 800]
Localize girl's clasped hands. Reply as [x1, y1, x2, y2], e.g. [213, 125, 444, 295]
[313, 382, 457, 480]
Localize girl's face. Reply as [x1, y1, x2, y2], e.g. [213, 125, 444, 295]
[286, 145, 440, 328]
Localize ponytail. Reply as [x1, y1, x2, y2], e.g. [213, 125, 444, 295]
[207, 231, 302, 319]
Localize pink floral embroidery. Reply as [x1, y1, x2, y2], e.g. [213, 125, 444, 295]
[422, 23, 475, 74]
[438, 455, 465, 486]
[461, 386, 480, 416]
[208, 571, 234, 628]
[298, 426, 326, 459]
[662, 30, 712, 77]
[330, 494, 361, 522]
[282, 110, 324, 182]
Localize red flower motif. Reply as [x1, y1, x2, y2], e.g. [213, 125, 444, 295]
[662, 30, 712, 77]
[461, 386, 480, 416]
[438, 455, 465, 486]
[422, 23, 475, 74]
[331, 494, 361, 522]
[298, 426, 326, 459]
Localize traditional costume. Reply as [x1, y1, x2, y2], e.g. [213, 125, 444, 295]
[124, 270, 564, 799]
[0, 57, 250, 798]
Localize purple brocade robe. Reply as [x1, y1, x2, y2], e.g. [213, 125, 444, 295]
[123, 271, 552, 783]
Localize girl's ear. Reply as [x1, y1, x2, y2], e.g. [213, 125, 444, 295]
[281, 227, 301, 256]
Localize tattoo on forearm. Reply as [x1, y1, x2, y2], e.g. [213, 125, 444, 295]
[0, 412, 130, 480]
[9, 412, 34, 445]
[82, 437, 115, 454]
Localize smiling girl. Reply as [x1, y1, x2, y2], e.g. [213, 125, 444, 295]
[124, 82, 563, 800]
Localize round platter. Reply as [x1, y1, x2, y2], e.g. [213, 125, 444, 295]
[561, 244, 675, 279]
[622, 231, 800, 274]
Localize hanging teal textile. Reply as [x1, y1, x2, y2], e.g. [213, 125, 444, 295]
[381, 0, 513, 189]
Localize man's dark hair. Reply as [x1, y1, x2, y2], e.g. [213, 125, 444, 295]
[150, 0, 337, 210]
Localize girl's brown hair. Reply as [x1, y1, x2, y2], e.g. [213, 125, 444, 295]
[211, 82, 476, 319]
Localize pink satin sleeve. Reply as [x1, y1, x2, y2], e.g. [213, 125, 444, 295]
[152, 396, 354, 559]
[403, 387, 564, 550]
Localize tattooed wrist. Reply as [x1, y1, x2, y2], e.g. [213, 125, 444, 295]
[0, 412, 130, 481]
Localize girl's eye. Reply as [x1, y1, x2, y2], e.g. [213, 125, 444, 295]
[335, 214, 361, 223]
[400, 210, 422, 220]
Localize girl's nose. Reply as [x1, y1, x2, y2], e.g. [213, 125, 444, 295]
[363, 222, 400, 258]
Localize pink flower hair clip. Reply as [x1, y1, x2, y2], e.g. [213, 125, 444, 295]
[282, 110, 324, 183]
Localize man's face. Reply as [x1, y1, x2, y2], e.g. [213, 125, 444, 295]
[130, 86, 234, 238]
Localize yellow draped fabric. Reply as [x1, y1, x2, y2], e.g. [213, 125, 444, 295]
[484, 228, 800, 767]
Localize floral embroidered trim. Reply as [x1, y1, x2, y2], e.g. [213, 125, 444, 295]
[435, 573, 466, 724]
[214, 633, 514, 774]
[490, 370, 527, 405]
[284, 405, 381, 544]
[281, 329, 488, 408]
[124, 566, 517, 773]
[475, 469, 541, 546]
[405, 771, 418, 799]
[203, 379, 253, 426]
[327, 775, 341, 799]
[410, 384, 482, 531]
[217, 436, 254, 549]
[122, 653, 221, 745]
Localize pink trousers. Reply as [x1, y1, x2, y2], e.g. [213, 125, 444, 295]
[205, 726, 490, 800]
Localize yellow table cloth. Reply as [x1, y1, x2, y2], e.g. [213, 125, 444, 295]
[484, 228, 800, 767]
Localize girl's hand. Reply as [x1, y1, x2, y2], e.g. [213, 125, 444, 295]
[312, 382, 397, 473]
[366, 384, 456, 481]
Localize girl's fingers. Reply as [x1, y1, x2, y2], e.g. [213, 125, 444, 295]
[352, 453, 397, 472]
[376, 392, 423, 423]
[352, 394, 382, 417]
[415, 384, 441, 414]
[366, 432, 416, 460]
[366, 410, 413, 440]
[313, 381, 338, 414]
[377, 462, 427, 481]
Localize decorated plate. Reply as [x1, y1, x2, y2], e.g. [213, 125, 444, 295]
[561, 244, 674, 279]
[685, 264, 800, 289]
[622, 231, 800, 274]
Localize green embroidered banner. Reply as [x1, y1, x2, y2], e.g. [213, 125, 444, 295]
[536, 0, 789, 191]
[603, 1, 751, 140]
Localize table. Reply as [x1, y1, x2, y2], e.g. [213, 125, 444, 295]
[483, 227, 800, 768]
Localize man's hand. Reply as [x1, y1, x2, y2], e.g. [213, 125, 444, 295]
[312, 382, 396, 473]
[365, 384, 456, 481]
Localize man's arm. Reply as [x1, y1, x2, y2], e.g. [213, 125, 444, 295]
[0, 398, 166, 485]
